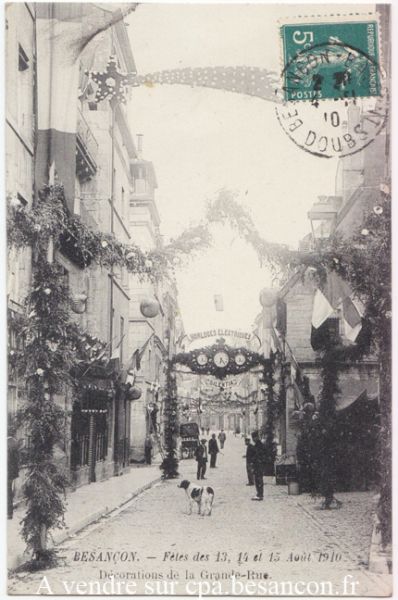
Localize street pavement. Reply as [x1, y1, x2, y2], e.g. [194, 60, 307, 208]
[8, 436, 391, 596]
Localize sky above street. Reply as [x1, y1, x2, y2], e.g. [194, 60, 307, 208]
[124, 4, 366, 334]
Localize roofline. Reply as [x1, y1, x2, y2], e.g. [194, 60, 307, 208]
[114, 19, 136, 74]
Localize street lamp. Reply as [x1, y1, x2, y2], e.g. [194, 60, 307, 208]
[307, 196, 339, 243]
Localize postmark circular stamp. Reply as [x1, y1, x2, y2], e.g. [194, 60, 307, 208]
[275, 24, 388, 158]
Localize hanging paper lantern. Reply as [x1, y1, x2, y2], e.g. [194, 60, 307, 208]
[126, 385, 142, 401]
[140, 298, 160, 318]
[70, 292, 88, 314]
[259, 288, 278, 307]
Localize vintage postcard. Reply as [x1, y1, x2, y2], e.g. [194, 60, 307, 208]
[6, 2, 392, 597]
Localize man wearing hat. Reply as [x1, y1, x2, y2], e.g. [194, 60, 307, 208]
[249, 431, 266, 500]
[243, 437, 254, 486]
[194, 438, 208, 480]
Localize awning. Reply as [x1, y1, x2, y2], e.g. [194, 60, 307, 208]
[336, 374, 378, 412]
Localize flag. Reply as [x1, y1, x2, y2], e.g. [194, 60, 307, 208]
[126, 333, 154, 373]
[35, 4, 136, 211]
[214, 294, 224, 311]
[311, 270, 362, 349]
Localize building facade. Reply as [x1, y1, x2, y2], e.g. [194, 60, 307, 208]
[6, 5, 180, 495]
[6, 2, 36, 499]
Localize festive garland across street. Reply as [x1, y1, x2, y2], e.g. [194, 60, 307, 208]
[6, 181, 392, 559]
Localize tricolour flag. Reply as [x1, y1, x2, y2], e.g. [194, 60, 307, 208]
[35, 3, 136, 211]
[311, 270, 362, 349]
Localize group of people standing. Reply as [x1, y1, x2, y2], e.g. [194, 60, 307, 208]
[193, 428, 267, 503]
[194, 429, 226, 480]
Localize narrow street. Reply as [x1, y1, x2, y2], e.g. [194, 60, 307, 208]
[9, 436, 390, 596]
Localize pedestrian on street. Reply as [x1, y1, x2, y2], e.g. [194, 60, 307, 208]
[249, 431, 266, 501]
[208, 434, 219, 468]
[243, 437, 254, 486]
[201, 427, 205, 435]
[195, 438, 208, 480]
[218, 429, 226, 449]
[144, 435, 153, 465]
[8, 432, 20, 519]
[206, 427, 210, 436]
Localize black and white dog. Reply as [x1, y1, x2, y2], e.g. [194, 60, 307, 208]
[178, 480, 214, 516]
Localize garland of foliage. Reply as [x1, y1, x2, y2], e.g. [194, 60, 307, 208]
[8, 184, 291, 556]
[292, 186, 391, 541]
[8, 179, 391, 552]
[7, 185, 213, 562]
[7, 186, 212, 280]
[17, 258, 71, 563]
[160, 361, 179, 478]
[206, 189, 291, 275]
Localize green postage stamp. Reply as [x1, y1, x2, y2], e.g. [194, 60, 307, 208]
[281, 21, 381, 101]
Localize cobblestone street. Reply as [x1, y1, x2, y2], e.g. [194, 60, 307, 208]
[9, 437, 391, 596]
